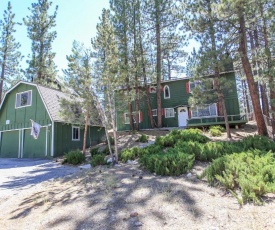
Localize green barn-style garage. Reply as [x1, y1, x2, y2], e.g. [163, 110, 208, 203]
[0, 81, 105, 158]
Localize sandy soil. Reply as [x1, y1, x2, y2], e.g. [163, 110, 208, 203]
[1, 122, 275, 230]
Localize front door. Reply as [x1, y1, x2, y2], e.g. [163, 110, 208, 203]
[178, 107, 188, 127]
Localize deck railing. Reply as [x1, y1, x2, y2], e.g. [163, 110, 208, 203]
[187, 114, 247, 125]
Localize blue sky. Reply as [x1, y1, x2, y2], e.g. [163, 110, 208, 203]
[0, 0, 110, 76]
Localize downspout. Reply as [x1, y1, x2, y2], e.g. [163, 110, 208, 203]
[51, 121, 54, 156]
[21, 129, 24, 158]
[45, 125, 48, 156]
[18, 130, 21, 158]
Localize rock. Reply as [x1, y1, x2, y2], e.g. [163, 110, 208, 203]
[130, 212, 139, 217]
[107, 158, 113, 164]
[134, 221, 143, 227]
[127, 160, 133, 164]
[79, 164, 91, 169]
[187, 173, 192, 178]
[139, 176, 143, 179]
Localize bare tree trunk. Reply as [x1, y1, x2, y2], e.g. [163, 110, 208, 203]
[133, 4, 139, 131]
[251, 28, 269, 116]
[238, 8, 267, 135]
[90, 91, 113, 157]
[106, 87, 118, 163]
[82, 113, 90, 156]
[155, 0, 162, 128]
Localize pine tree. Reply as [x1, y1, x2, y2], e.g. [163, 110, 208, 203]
[223, 0, 268, 135]
[144, 0, 182, 128]
[0, 2, 22, 101]
[110, 0, 135, 130]
[91, 8, 122, 163]
[62, 41, 100, 156]
[23, 0, 58, 85]
[183, 0, 233, 139]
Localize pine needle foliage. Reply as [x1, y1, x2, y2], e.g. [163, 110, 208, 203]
[23, 0, 58, 85]
[0, 2, 22, 99]
[202, 150, 275, 205]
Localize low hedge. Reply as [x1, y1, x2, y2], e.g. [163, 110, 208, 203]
[139, 148, 195, 176]
[62, 150, 85, 165]
[200, 150, 275, 205]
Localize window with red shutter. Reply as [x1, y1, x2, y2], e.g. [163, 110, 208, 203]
[186, 82, 190, 93]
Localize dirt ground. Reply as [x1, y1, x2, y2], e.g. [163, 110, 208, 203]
[1, 122, 275, 230]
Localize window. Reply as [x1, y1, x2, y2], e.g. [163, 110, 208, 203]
[15, 90, 32, 108]
[124, 112, 141, 124]
[152, 109, 157, 116]
[165, 108, 175, 118]
[149, 86, 156, 93]
[191, 104, 217, 118]
[164, 85, 170, 99]
[72, 126, 80, 141]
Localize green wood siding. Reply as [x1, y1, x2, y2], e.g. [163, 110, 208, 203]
[53, 122, 105, 157]
[0, 83, 52, 158]
[116, 72, 243, 130]
[23, 127, 50, 158]
[0, 131, 19, 158]
[0, 84, 51, 130]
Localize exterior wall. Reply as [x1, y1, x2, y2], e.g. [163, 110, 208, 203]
[223, 73, 240, 116]
[0, 130, 19, 158]
[53, 122, 105, 157]
[0, 84, 51, 130]
[0, 84, 52, 158]
[117, 72, 242, 131]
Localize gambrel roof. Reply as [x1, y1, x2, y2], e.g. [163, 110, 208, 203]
[0, 81, 74, 122]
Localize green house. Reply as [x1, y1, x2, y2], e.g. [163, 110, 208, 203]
[0, 81, 105, 158]
[116, 71, 246, 131]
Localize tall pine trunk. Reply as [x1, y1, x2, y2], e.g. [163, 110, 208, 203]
[238, 8, 267, 135]
[137, 1, 154, 128]
[260, 5, 275, 119]
[242, 80, 250, 118]
[0, 52, 6, 103]
[133, 3, 139, 130]
[155, 0, 162, 128]
[250, 28, 269, 116]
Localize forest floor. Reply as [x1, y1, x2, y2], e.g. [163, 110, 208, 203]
[0, 121, 275, 230]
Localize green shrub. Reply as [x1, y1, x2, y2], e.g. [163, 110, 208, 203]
[90, 147, 100, 157]
[155, 128, 209, 148]
[62, 150, 85, 165]
[90, 154, 106, 167]
[140, 148, 195, 176]
[139, 145, 163, 157]
[175, 141, 202, 158]
[199, 142, 238, 161]
[240, 135, 275, 152]
[210, 125, 225, 132]
[175, 140, 242, 162]
[201, 150, 275, 204]
[209, 128, 222, 137]
[102, 146, 115, 155]
[119, 147, 141, 162]
[136, 134, 149, 143]
[180, 128, 210, 143]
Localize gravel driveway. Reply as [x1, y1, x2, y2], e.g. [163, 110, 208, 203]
[0, 158, 80, 198]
